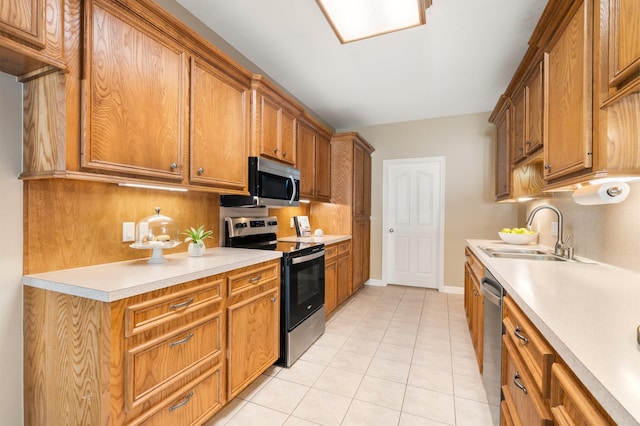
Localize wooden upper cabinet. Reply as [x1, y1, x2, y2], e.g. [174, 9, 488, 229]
[544, 0, 593, 181]
[608, 0, 640, 89]
[493, 102, 512, 200]
[511, 89, 526, 164]
[0, 0, 65, 76]
[525, 58, 546, 156]
[189, 56, 250, 191]
[83, 0, 187, 181]
[251, 75, 303, 166]
[296, 115, 332, 202]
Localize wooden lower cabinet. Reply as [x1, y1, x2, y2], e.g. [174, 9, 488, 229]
[23, 259, 281, 425]
[502, 295, 614, 426]
[226, 262, 280, 399]
[464, 247, 485, 372]
[324, 240, 352, 315]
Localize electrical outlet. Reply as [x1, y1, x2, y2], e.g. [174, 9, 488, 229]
[290, 217, 295, 228]
[122, 222, 135, 242]
[551, 221, 558, 237]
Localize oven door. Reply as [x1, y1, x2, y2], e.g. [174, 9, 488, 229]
[283, 249, 325, 330]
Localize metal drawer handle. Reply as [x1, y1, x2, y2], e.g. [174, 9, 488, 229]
[271, 297, 276, 302]
[168, 391, 194, 412]
[513, 372, 527, 394]
[169, 332, 194, 348]
[249, 274, 262, 283]
[169, 298, 194, 310]
[514, 326, 529, 344]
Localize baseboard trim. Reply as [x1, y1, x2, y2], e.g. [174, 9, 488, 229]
[364, 279, 386, 287]
[443, 285, 464, 294]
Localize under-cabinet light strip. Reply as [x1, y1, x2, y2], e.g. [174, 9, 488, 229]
[118, 183, 188, 192]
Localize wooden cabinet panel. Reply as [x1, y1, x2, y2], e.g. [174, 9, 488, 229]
[494, 104, 512, 200]
[0, 0, 45, 48]
[503, 296, 555, 397]
[471, 277, 484, 372]
[315, 131, 332, 201]
[336, 251, 351, 305]
[550, 362, 614, 426]
[608, 0, 640, 88]
[525, 58, 545, 156]
[353, 143, 365, 216]
[83, 0, 187, 180]
[227, 286, 279, 399]
[502, 335, 554, 426]
[297, 120, 316, 198]
[512, 89, 526, 164]
[126, 315, 221, 410]
[324, 257, 338, 315]
[544, 0, 592, 181]
[281, 109, 296, 164]
[130, 367, 223, 426]
[227, 261, 279, 297]
[189, 57, 250, 191]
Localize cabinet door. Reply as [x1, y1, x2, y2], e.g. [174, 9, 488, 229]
[0, 0, 45, 48]
[525, 58, 545, 155]
[471, 277, 484, 372]
[353, 143, 366, 216]
[324, 259, 337, 315]
[336, 254, 351, 305]
[495, 106, 512, 200]
[544, 0, 592, 180]
[315, 132, 332, 202]
[608, 0, 640, 88]
[227, 287, 279, 399]
[84, 0, 186, 180]
[512, 89, 526, 163]
[257, 95, 280, 160]
[280, 109, 296, 165]
[189, 57, 249, 190]
[297, 121, 315, 198]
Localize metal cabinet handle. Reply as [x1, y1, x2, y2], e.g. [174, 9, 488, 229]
[282, 151, 287, 157]
[518, 146, 523, 152]
[514, 326, 529, 344]
[169, 332, 194, 348]
[271, 297, 276, 302]
[168, 391, 194, 412]
[248, 274, 262, 283]
[274, 148, 278, 154]
[544, 164, 552, 170]
[197, 167, 204, 175]
[169, 298, 194, 310]
[170, 162, 178, 170]
[525, 140, 531, 145]
[513, 372, 528, 394]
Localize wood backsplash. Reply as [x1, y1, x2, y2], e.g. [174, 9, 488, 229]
[24, 179, 219, 274]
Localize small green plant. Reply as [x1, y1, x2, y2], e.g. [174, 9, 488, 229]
[182, 225, 213, 247]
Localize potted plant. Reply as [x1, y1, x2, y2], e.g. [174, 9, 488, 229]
[182, 225, 213, 257]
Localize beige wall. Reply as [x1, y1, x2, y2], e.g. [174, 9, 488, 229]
[522, 184, 640, 273]
[348, 112, 518, 288]
[0, 72, 24, 424]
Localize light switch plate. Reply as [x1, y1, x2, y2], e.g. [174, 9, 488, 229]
[122, 222, 135, 242]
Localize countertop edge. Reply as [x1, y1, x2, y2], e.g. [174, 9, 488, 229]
[23, 248, 283, 302]
[466, 239, 639, 426]
[278, 235, 351, 244]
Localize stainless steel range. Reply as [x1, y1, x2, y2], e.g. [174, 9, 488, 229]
[224, 216, 325, 367]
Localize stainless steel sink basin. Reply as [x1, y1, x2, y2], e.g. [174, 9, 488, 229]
[479, 246, 582, 262]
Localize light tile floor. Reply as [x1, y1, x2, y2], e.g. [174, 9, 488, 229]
[205, 285, 494, 426]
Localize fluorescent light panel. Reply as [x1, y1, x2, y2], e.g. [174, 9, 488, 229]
[118, 183, 188, 192]
[317, 0, 427, 43]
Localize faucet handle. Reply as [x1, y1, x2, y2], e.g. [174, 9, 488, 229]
[560, 235, 574, 259]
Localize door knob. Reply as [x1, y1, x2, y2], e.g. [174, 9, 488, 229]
[389, 228, 394, 233]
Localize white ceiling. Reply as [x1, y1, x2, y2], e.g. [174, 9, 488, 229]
[175, 0, 547, 130]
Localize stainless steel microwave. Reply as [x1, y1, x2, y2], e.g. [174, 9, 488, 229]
[220, 157, 300, 207]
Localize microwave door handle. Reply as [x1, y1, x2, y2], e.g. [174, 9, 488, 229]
[288, 174, 297, 205]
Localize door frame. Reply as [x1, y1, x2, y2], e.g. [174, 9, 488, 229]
[382, 156, 445, 291]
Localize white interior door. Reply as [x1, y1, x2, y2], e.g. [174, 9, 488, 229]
[383, 157, 444, 289]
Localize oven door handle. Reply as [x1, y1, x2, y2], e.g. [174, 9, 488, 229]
[291, 250, 325, 265]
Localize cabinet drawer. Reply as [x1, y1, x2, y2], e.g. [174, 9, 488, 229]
[550, 362, 613, 426]
[338, 241, 351, 256]
[502, 335, 553, 426]
[503, 296, 554, 397]
[465, 247, 484, 281]
[325, 244, 337, 261]
[227, 262, 279, 297]
[128, 367, 222, 426]
[126, 314, 222, 410]
[125, 280, 222, 337]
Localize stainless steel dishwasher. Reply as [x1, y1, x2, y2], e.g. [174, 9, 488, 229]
[481, 268, 503, 426]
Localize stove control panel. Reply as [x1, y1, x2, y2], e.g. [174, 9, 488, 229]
[225, 216, 279, 238]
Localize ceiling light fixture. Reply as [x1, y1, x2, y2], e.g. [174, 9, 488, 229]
[316, 0, 431, 44]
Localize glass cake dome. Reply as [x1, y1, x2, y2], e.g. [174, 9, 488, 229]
[130, 207, 181, 263]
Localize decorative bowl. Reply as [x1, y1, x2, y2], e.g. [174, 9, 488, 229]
[498, 231, 538, 245]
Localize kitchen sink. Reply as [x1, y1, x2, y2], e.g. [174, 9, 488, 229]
[479, 246, 586, 262]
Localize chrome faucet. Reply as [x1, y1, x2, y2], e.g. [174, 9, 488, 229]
[525, 204, 572, 258]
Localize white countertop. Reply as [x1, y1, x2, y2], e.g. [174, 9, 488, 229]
[278, 234, 351, 245]
[467, 239, 640, 425]
[23, 247, 282, 302]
